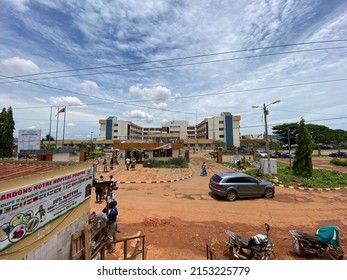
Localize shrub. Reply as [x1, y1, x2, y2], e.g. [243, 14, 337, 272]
[331, 158, 347, 167]
[143, 157, 188, 168]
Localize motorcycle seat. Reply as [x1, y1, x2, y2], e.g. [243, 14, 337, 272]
[234, 235, 262, 250]
[234, 235, 250, 247]
[295, 231, 321, 243]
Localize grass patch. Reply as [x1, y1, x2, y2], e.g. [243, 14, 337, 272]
[242, 161, 347, 188]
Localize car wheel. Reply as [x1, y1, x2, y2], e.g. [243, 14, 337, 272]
[263, 189, 274, 199]
[226, 190, 237, 201]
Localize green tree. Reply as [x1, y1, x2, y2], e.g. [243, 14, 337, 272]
[292, 118, 313, 177]
[43, 134, 55, 141]
[273, 122, 347, 147]
[213, 140, 225, 150]
[0, 107, 15, 158]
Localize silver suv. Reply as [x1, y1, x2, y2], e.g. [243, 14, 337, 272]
[209, 171, 274, 201]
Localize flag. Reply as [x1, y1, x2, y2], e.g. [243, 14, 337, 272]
[55, 107, 66, 116]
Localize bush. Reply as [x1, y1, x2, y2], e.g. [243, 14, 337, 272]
[143, 157, 189, 168]
[331, 158, 347, 167]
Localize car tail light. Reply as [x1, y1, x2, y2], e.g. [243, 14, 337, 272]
[212, 182, 223, 189]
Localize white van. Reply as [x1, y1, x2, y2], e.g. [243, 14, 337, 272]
[103, 147, 114, 153]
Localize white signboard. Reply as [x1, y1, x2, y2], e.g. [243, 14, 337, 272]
[17, 129, 41, 152]
[0, 168, 93, 252]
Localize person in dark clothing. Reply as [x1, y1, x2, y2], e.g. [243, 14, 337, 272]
[95, 185, 103, 203]
[107, 201, 120, 253]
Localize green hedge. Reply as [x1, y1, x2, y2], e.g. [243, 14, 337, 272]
[331, 158, 347, 167]
[143, 157, 189, 168]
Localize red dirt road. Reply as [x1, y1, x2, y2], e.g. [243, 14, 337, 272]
[91, 153, 347, 260]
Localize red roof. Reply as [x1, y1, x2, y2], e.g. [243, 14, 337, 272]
[0, 162, 61, 181]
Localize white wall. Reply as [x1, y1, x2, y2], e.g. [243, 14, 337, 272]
[23, 218, 86, 260]
[52, 153, 70, 162]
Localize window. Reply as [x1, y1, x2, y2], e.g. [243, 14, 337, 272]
[153, 149, 172, 157]
[226, 177, 258, 183]
[114, 130, 118, 132]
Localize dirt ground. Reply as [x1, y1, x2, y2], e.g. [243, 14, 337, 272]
[91, 153, 347, 260]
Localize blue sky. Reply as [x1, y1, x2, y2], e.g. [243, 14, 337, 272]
[1, 0, 347, 140]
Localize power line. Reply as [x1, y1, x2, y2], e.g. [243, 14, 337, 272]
[7, 77, 347, 117]
[1, 45, 347, 84]
[0, 39, 346, 82]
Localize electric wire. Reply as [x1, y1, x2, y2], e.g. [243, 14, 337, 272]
[1, 38, 346, 82]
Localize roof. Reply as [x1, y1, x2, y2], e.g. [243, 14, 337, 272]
[0, 160, 71, 182]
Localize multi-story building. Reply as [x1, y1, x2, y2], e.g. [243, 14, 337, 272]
[196, 112, 240, 147]
[99, 112, 240, 147]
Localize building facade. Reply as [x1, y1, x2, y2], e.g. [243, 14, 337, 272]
[196, 112, 240, 147]
[99, 112, 241, 147]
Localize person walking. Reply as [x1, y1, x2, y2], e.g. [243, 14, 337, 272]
[103, 158, 108, 172]
[200, 161, 207, 176]
[125, 157, 131, 170]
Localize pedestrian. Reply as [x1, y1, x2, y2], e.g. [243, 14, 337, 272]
[95, 184, 103, 203]
[107, 201, 120, 253]
[107, 175, 118, 202]
[200, 161, 207, 176]
[103, 158, 108, 172]
[110, 157, 114, 170]
[125, 157, 131, 170]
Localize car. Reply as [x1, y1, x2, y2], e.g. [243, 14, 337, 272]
[209, 171, 275, 201]
[281, 152, 295, 158]
[103, 147, 114, 153]
[328, 152, 347, 158]
[269, 152, 279, 158]
[256, 151, 267, 158]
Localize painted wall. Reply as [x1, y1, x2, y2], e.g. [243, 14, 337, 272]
[0, 162, 92, 260]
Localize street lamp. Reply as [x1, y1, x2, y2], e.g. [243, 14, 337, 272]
[252, 100, 280, 175]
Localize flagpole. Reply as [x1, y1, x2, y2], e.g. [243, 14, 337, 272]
[49, 106, 52, 147]
[62, 107, 66, 147]
[55, 106, 59, 148]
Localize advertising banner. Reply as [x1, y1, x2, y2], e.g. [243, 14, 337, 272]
[0, 168, 93, 252]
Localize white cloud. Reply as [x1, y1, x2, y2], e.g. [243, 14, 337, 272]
[6, 0, 30, 12]
[161, 119, 170, 125]
[81, 80, 99, 91]
[128, 85, 173, 101]
[67, 122, 75, 126]
[123, 110, 154, 122]
[1, 57, 39, 74]
[49, 96, 85, 107]
[152, 102, 168, 110]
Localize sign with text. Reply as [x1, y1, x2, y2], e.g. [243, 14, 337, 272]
[0, 168, 93, 252]
[17, 129, 41, 152]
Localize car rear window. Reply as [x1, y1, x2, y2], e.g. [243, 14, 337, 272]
[211, 174, 222, 183]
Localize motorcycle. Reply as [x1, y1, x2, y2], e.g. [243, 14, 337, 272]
[225, 223, 274, 260]
[289, 226, 344, 259]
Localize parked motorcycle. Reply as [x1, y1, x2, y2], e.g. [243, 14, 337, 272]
[289, 226, 344, 259]
[225, 223, 274, 260]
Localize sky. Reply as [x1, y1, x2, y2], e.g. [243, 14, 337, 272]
[1, 0, 347, 141]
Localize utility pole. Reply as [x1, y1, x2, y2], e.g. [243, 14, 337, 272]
[252, 100, 281, 175]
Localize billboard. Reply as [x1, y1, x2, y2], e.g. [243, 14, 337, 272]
[0, 168, 93, 252]
[17, 129, 41, 152]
